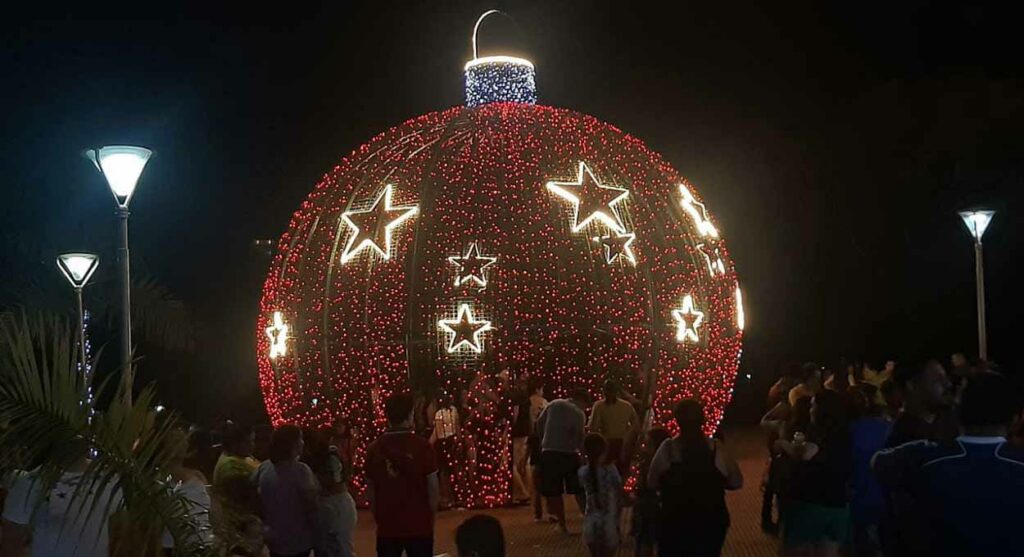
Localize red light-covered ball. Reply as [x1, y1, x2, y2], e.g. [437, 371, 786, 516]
[257, 57, 743, 507]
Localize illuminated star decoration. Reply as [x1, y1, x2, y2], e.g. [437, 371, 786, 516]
[438, 304, 492, 353]
[595, 232, 637, 265]
[547, 162, 630, 233]
[679, 184, 719, 238]
[340, 184, 419, 263]
[696, 243, 725, 276]
[448, 242, 498, 287]
[671, 294, 704, 343]
[266, 311, 290, 359]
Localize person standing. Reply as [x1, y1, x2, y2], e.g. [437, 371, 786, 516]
[578, 433, 622, 557]
[847, 388, 891, 557]
[774, 390, 851, 557]
[1, 439, 122, 557]
[307, 429, 357, 557]
[587, 380, 640, 477]
[430, 392, 461, 509]
[535, 388, 589, 534]
[214, 423, 260, 506]
[366, 393, 439, 557]
[254, 425, 319, 557]
[648, 399, 742, 557]
[632, 428, 671, 557]
[162, 429, 214, 554]
[872, 372, 1024, 556]
[885, 361, 957, 447]
[526, 379, 549, 522]
[788, 363, 822, 406]
[510, 372, 534, 504]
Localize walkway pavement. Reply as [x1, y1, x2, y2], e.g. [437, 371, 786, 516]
[352, 426, 777, 556]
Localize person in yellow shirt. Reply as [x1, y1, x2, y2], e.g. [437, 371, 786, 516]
[587, 380, 640, 476]
[213, 423, 260, 518]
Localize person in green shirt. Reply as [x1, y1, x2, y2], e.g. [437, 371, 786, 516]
[587, 380, 640, 476]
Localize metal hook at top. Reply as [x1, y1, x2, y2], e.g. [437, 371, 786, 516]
[472, 9, 512, 60]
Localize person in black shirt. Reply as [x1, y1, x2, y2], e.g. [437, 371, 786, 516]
[510, 373, 535, 504]
[775, 389, 851, 556]
[873, 372, 1024, 556]
[885, 360, 956, 447]
[880, 360, 956, 557]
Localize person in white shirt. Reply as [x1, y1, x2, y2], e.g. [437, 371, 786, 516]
[161, 429, 213, 553]
[1, 441, 122, 557]
[430, 392, 461, 508]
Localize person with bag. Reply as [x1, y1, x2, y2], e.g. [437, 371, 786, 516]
[647, 399, 743, 557]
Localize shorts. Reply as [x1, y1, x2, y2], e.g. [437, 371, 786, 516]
[781, 500, 850, 546]
[539, 451, 582, 496]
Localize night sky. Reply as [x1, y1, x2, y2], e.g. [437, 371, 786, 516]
[2, 1, 1021, 423]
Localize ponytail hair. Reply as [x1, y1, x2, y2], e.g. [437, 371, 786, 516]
[583, 432, 608, 511]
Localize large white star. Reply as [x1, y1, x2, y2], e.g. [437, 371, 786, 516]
[546, 162, 630, 233]
[448, 243, 498, 288]
[671, 294, 704, 343]
[340, 185, 418, 263]
[266, 311, 290, 359]
[679, 184, 719, 239]
[438, 304, 492, 353]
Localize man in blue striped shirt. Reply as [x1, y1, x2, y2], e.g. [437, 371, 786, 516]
[872, 372, 1024, 556]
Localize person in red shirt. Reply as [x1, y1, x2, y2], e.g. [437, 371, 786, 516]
[366, 392, 440, 557]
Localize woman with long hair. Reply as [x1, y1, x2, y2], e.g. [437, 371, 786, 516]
[648, 399, 743, 557]
[306, 428, 357, 557]
[775, 389, 852, 557]
[254, 424, 320, 557]
[578, 433, 622, 557]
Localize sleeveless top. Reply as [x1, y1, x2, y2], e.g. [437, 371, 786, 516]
[658, 438, 729, 531]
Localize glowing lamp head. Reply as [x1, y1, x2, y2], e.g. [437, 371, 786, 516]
[56, 252, 100, 289]
[958, 209, 995, 242]
[84, 145, 153, 208]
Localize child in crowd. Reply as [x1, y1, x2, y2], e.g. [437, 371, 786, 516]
[632, 427, 670, 557]
[579, 433, 622, 557]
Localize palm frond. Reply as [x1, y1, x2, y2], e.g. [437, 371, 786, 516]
[0, 313, 215, 556]
[125, 276, 197, 353]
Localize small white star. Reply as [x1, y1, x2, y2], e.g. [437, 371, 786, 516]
[438, 304, 492, 353]
[448, 243, 498, 287]
[266, 311, 290, 359]
[596, 232, 637, 265]
[671, 295, 704, 343]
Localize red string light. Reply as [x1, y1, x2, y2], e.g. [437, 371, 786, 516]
[256, 102, 743, 507]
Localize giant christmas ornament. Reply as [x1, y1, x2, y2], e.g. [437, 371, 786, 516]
[257, 16, 744, 507]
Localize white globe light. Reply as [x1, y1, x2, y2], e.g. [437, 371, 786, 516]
[57, 252, 100, 288]
[958, 209, 995, 242]
[85, 145, 153, 207]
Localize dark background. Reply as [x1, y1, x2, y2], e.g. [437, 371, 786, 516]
[2, 1, 1021, 424]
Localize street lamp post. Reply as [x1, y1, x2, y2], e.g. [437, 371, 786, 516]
[56, 252, 100, 383]
[84, 145, 153, 405]
[958, 209, 995, 361]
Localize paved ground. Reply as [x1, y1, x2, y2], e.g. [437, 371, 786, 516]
[352, 426, 777, 556]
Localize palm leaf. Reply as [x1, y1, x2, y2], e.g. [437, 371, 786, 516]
[0, 313, 216, 556]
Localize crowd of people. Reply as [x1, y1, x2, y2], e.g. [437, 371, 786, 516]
[3, 352, 1022, 557]
[759, 354, 1024, 557]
